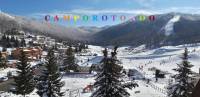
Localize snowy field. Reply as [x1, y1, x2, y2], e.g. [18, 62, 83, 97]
[1, 44, 200, 97]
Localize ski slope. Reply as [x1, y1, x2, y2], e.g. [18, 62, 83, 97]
[1, 44, 200, 97]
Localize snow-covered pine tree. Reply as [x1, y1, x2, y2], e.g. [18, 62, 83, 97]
[36, 48, 65, 97]
[1, 34, 6, 47]
[13, 49, 35, 97]
[91, 46, 138, 97]
[168, 48, 194, 97]
[20, 38, 26, 47]
[14, 37, 20, 48]
[63, 45, 78, 72]
[0, 51, 7, 69]
[6, 36, 11, 48]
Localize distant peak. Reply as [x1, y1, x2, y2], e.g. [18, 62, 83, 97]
[0, 11, 15, 20]
[164, 15, 181, 36]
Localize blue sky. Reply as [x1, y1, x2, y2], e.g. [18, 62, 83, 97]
[0, 0, 200, 27]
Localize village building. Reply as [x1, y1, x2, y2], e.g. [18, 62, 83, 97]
[12, 47, 42, 61]
[1, 51, 8, 58]
[6, 60, 18, 68]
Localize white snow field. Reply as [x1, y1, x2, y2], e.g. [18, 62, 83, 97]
[1, 44, 200, 97]
[164, 15, 181, 36]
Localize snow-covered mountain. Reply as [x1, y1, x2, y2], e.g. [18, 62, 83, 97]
[92, 13, 200, 46]
[0, 11, 91, 41]
[1, 11, 200, 47]
[164, 15, 181, 36]
[1, 43, 200, 97]
[0, 11, 15, 20]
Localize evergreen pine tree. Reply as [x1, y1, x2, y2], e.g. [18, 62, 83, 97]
[13, 50, 35, 97]
[1, 34, 7, 47]
[10, 35, 15, 47]
[168, 48, 194, 97]
[36, 48, 65, 97]
[74, 46, 78, 53]
[0, 51, 7, 69]
[28, 41, 34, 47]
[11, 35, 15, 42]
[1, 34, 6, 41]
[2, 47, 7, 52]
[14, 37, 20, 48]
[20, 38, 26, 47]
[91, 46, 138, 97]
[6, 36, 11, 48]
[6, 36, 10, 42]
[63, 46, 78, 72]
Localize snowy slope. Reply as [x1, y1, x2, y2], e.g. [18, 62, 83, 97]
[164, 15, 181, 36]
[1, 44, 200, 97]
[118, 44, 200, 73]
[0, 10, 15, 20]
[76, 45, 104, 67]
[74, 44, 200, 97]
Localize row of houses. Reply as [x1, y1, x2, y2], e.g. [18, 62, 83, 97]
[12, 47, 42, 60]
[0, 31, 68, 68]
[1, 47, 42, 60]
[1, 47, 43, 68]
[29, 35, 64, 49]
[0, 31, 65, 49]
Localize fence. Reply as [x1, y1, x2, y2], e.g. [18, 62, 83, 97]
[65, 88, 83, 97]
[141, 80, 168, 96]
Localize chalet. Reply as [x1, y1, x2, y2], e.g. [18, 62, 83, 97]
[55, 43, 63, 48]
[58, 47, 68, 54]
[7, 60, 18, 68]
[12, 47, 42, 60]
[1, 51, 8, 58]
[36, 38, 46, 45]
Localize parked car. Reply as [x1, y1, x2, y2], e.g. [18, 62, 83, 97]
[93, 53, 98, 56]
[9, 87, 16, 93]
[0, 76, 8, 82]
